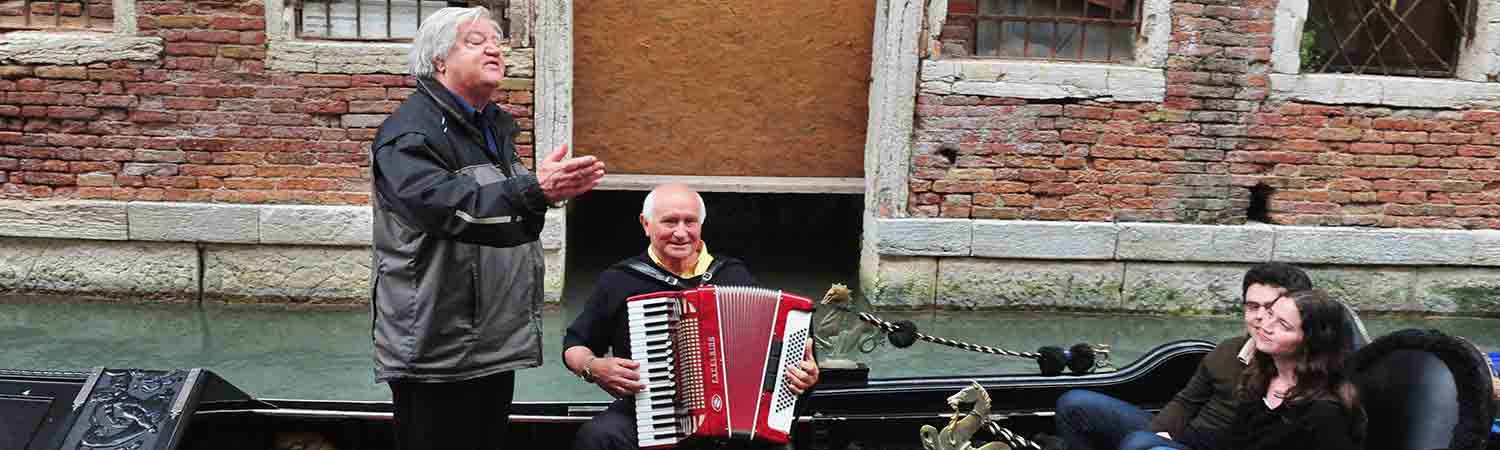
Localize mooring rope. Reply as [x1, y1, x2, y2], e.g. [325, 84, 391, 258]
[857, 312, 1042, 359]
[984, 422, 1044, 450]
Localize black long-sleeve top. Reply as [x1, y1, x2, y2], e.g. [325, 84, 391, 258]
[1181, 397, 1361, 450]
[563, 251, 757, 362]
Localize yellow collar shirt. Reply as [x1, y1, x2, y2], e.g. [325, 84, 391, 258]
[647, 243, 715, 279]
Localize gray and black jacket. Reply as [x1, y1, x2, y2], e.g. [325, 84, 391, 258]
[370, 76, 550, 383]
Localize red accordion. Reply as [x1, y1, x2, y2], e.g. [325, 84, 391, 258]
[626, 285, 815, 449]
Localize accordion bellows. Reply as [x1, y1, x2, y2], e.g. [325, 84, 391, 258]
[626, 285, 815, 449]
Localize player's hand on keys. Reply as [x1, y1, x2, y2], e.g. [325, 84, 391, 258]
[594, 357, 645, 397]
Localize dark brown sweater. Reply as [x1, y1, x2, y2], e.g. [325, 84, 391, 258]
[1149, 335, 1249, 445]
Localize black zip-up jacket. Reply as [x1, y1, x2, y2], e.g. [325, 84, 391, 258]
[370, 76, 550, 383]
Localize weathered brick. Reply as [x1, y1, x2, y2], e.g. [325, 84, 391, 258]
[47, 106, 97, 119]
[85, 95, 137, 108]
[219, 45, 267, 59]
[21, 171, 75, 186]
[210, 16, 265, 30]
[163, 97, 217, 110]
[298, 74, 352, 88]
[348, 101, 400, 114]
[1065, 105, 1114, 120]
[35, 66, 88, 80]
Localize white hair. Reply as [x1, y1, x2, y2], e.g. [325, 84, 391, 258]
[408, 7, 504, 78]
[642, 189, 707, 225]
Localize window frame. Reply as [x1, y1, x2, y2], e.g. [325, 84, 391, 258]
[266, 0, 519, 75]
[1300, 0, 1475, 79]
[920, 0, 1170, 103]
[0, 0, 160, 65]
[290, 0, 509, 43]
[958, 0, 1148, 64]
[0, 0, 117, 33]
[1270, 0, 1500, 108]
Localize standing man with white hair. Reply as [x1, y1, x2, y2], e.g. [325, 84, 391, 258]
[369, 6, 605, 450]
[561, 183, 820, 450]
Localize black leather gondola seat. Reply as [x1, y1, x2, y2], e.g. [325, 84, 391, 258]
[1348, 329, 1496, 450]
[1340, 302, 1371, 351]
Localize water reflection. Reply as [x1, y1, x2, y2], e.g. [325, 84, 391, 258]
[2, 296, 1497, 401]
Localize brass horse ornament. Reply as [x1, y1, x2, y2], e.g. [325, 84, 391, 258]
[813, 284, 885, 369]
[920, 381, 1048, 450]
[920, 381, 1013, 450]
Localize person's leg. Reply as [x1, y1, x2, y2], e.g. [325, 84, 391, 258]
[1053, 390, 1154, 450]
[573, 398, 639, 450]
[390, 380, 481, 450]
[1118, 431, 1193, 450]
[477, 371, 517, 450]
[388, 371, 515, 450]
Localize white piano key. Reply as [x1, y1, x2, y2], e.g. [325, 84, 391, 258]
[637, 419, 676, 432]
[639, 438, 679, 448]
[627, 311, 671, 321]
[630, 324, 671, 334]
[645, 380, 675, 390]
[638, 362, 672, 372]
[627, 317, 664, 327]
[629, 331, 671, 342]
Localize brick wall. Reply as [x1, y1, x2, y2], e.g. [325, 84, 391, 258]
[0, 1, 536, 204]
[918, 0, 1500, 229]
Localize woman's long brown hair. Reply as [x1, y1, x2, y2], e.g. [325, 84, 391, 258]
[1236, 289, 1360, 411]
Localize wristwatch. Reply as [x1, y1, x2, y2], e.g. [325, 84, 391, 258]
[579, 356, 597, 383]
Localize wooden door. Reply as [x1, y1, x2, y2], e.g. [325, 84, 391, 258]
[573, 1, 874, 177]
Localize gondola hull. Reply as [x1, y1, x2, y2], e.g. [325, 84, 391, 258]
[8, 339, 1491, 450]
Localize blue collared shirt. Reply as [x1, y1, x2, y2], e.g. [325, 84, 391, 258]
[446, 90, 500, 160]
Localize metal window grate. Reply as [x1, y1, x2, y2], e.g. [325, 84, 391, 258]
[0, 0, 115, 32]
[955, 0, 1141, 63]
[1305, 0, 1474, 78]
[296, 0, 509, 42]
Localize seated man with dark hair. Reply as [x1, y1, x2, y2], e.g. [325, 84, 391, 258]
[563, 183, 820, 450]
[1044, 262, 1314, 450]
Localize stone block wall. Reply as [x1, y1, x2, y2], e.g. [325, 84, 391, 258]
[0, 200, 564, 302]
[871, 219, 1500, 315]
[915, 0, 1500, 229]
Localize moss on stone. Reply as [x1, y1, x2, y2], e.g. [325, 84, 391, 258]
[1437, 286, 1500, 312]
[874, 280, 934, 308]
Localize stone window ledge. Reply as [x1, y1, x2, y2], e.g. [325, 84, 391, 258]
[266, 40, 537, 76]
[1268, 73, 1500, 109]
[598, 174, 865, 194]
[266, 41, 412, 75]
[876, 218, 1500, 267]
[919, 59, 1166, 102]
[0, 32, 162, 65]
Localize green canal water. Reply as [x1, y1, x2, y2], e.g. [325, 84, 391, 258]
[4, 296, 1498, 401]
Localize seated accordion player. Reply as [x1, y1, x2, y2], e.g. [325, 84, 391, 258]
[625, 285, 815, 449]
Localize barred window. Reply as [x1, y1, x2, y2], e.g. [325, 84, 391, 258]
[962, 0, 1141, 63]
[1304, 0, 1474, 78]
[297, 0, 508, 42]
[0, 0, 114, 32]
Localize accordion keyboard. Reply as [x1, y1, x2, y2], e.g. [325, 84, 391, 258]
[628, 296, 680, 448]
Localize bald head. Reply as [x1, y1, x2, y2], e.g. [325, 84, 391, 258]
[640, 184, 707, 267]
[641, 184, 706, 225]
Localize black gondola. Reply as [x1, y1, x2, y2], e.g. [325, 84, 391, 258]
[4, 331, 1495, 450]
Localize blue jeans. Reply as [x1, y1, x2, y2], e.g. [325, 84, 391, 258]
[1054, 390, 1194, 450]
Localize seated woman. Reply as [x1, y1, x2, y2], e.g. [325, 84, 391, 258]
[1140, 289, 1365, 450]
